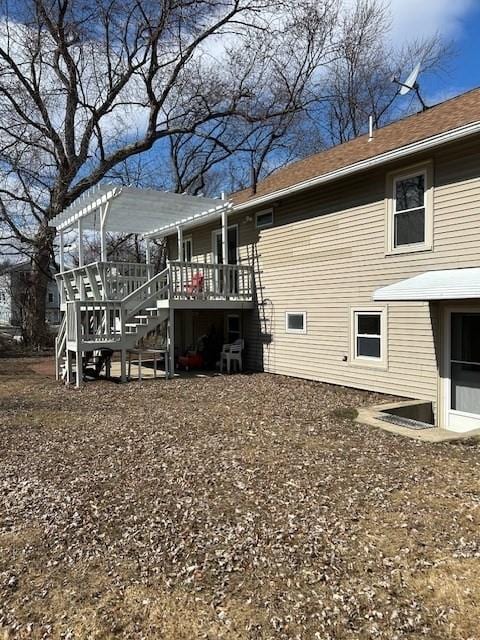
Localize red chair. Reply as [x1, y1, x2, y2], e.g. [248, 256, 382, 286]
[177, 351, 204, 371]
[185, 272, 204, 297]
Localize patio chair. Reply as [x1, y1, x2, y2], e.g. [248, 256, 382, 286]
[220, 338, 244, 373]
[185, 272, 204, 298]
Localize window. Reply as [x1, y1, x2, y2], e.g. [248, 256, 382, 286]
[386, 163, 433, 254]
[48, 292, 54, 303]
[255, 209, 273, 229]
[351, 308, 387, 367]
[182, 236, 192, 262]
[285, 311, 307, 334]
[394, 173, 425, 246]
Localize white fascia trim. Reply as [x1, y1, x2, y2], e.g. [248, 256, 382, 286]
[53, 187, 122, 231]
[233, 120, 480, 212]
[144, 201, 233, 239]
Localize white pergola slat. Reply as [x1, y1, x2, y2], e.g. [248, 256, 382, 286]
[50, 184, 226, 234]
[145, 201, 232, 239]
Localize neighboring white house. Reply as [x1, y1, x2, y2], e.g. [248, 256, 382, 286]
[0, 262, 60, 328]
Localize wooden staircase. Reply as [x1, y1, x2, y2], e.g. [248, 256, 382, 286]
[55, 259, 254, 387]
[55, 265, 171, 386]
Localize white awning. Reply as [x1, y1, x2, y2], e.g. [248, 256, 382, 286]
[374, 268, 480, 301]
[50, 184, 226, 234]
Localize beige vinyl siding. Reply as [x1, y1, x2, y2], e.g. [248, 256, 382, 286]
[165, 135, 480, 410]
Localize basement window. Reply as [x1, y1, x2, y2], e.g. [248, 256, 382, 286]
[351, 308, 387, 367]
[285, 311, 307, 334]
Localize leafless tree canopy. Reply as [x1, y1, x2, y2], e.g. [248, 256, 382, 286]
[0, 0, 344, 343]
[0, 0, 450, 344]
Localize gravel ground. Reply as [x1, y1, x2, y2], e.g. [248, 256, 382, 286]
[0, 358, 479, 640]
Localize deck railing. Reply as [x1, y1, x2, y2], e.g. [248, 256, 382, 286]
[57, 261, 151, 304]
[58, 260, 254, 305]
[66, 300, 124, 345]
[168, 261, 253, 301]
[99, 262, 150, 299]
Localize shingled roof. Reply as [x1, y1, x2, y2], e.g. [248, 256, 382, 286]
[231, 87, 480, 207]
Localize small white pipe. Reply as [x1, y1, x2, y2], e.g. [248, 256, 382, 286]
[368, 115, 374, 142]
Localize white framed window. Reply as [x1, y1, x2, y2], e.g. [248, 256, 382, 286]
[386, 162, 433, 254]
[255, 209, 274, 229]
[285, 311, 307, 334]
[182, 236, 193, 262]
[351, 307, 387, 367]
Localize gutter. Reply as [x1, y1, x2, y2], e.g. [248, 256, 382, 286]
[232, 120, 480, 212]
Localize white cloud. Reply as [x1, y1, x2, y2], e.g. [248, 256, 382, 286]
[388, 0, 475, 42]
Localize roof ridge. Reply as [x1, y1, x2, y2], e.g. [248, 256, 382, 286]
[231, 85, 480, 200]
[231, 85, 480, 204]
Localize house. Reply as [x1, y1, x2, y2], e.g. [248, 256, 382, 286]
[0, 261, 61, 329]
[52, 87, 480, 433]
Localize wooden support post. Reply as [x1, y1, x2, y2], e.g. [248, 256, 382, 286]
[145, 237, 153, 280]
[78, 218, 84, 267]
[169, 308, 175, 378]
[77, 218, 85, 299]
[177, 226, 183, 261]
[120, 349, 127, 383]
[100, 203, 109, 262]
[67, 350, 73, 385]
[58, 229, 65, 305]
[221, 208, 228, 264]
[221, 208, 228, 296]
[59, 229, 65, 272]
[75, 349, 83, 389]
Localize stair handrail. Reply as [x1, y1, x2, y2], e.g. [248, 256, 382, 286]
[55, 314, 67, 380]
[122, 267, 169, 318]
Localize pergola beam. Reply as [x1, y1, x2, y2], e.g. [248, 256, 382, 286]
[49, 184, 228, 239]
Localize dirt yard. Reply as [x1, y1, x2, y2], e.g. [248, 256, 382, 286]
[0, 358, 479, 640]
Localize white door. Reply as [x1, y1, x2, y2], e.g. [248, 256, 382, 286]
[445, 308, 480, 432]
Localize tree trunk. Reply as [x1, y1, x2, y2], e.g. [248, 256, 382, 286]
[23, 224, 55, 347]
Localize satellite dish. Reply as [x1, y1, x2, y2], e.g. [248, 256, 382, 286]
[392, 60, 428, 111]
[399, 62, 421, 95]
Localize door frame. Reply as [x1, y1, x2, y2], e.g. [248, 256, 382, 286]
[226, 313, 241, 344]
[212, 224, 239, 264]
[443, 305, 480, 432]
[182, 235, 193, 262]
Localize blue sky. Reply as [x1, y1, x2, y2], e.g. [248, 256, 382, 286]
[442, 2, 480, 96]
[389, 0, 480, 105]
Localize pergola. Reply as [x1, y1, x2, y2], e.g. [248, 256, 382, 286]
[50, 184, 228, 270]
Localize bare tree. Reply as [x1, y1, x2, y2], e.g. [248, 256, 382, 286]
[320, 0, 452, 145]
[0, 0, 344, 345]
[180, 0, 452, 195]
